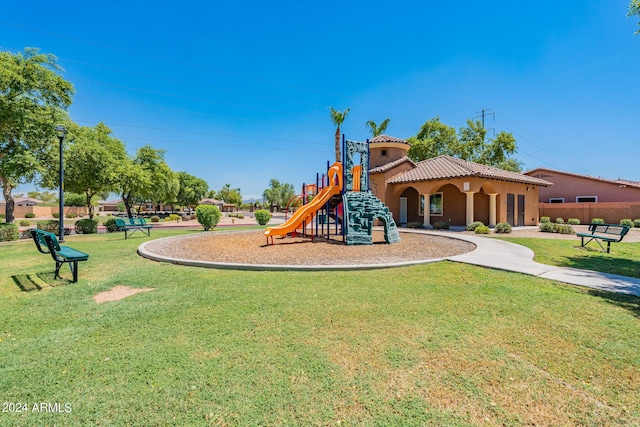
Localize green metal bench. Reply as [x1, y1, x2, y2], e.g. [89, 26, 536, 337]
[576, 223, 630, 253]
[114, 217, 153, 239]
[31, 229, 89, 283]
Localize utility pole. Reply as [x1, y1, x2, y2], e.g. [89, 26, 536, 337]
[475, 108, 495, 137]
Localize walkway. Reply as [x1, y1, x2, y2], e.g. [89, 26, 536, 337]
[429, 231, 640, 297]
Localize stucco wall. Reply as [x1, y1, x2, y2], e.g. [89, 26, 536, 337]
[527, 169, 640, 203]
[369, 146, 409, 169]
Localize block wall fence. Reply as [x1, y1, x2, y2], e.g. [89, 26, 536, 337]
[539, 202, 640, 224]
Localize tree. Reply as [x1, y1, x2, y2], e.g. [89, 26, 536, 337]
[116, 157, 150, 219]
[42, 122, 127, 219]
[113, 145, 176, 218]
[0, 48, 74, 223]
[176, 171, 209, 208]
[407, 116, 521, 171]
[629, 0, 640, 34]
[27, 190, 56, 203]
[366, 118, 390, 137]
[329, 107, 350, 163]
[262, 179, 295, 210]
[133, 145, 179, 212]
[407, 116, 458, 162]
[217, 183, 242, 206]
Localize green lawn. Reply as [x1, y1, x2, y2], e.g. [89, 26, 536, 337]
[1, 230, 639, 426]
[497, 235, 640, 279]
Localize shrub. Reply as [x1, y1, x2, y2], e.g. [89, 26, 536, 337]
[540, 216, 550, 223]
[539, 222, 555, 233]
[567, 218, 580, 225]
[75, 218, 98, 234]
[556, 224, 575, 234]
[405, 222, 425, 229]
[254, 209, 271, 226]
[237, 213, 245, 219]
[591, 218, 605, 224]
[474, 225, 490, 234]
[432, 221, 450, 230]
[620, 218, 634, 228]
[65, 212, 77, 219]
[52, 212, 60, 218]
[465, 221, 484, 231]
[634, 219, 640, 228]
[103, 218, 120, 233]
[150, 216, 160, 223]
[0, 213, 5, 220]
[37, 220, 60, 233]
[0, 223, 19, 242]
[166, 214, 181, 222]
[25, 212, 36, 219]
[196, 205, 221, 231]
[539, 222, 574, 234]
[555, 217, 564, 224]
[20, 220, 30, 226]
[494, 222, 512, 234]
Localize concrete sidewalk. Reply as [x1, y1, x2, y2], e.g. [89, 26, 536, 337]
[430, 231, 640, 297]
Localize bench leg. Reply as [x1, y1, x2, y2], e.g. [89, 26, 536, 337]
[54, 261, 63, 279]
[69, 261, 79, 283]
[607, 241, 611, 253]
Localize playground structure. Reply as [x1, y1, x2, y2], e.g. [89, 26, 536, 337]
[264, 138, 400, 245]
[283, 183, 318, 220]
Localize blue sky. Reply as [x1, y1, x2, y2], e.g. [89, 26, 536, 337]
[2, 1, 639, 200]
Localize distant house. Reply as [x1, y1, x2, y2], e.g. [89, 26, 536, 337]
[368, 135, 551, 227]
[98, 199, 122, 212]
[199, 198, 236, 213]
[524, 168, 640, 223]
[0, 197, 44, 207]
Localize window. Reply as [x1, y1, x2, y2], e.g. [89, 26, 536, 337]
[548, 198, 565, 203]
[420, 193, 443, 216]
[576, 196, 597, 203]
[430, 194, 443, 215]
[381, 149, 387, 156]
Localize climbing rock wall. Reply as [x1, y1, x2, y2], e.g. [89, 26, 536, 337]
[343, 192, 400, 245]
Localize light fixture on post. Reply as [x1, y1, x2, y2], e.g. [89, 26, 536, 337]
[55, 126, 67, 242]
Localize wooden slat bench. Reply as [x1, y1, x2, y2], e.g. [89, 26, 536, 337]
[31, 229, 89, 283]
[576, 223, 630, 253]
[114, 218, 153, 239]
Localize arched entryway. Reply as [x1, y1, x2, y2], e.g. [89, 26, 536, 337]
[399, 187, 420, 225]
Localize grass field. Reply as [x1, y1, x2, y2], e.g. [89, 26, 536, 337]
[1, 229, 639, 426]
[498, 236, 640, 279]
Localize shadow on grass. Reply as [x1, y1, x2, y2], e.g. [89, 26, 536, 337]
[12, 272, 70, 292]
[588, 289, 640, 319]
[560, 247, 640, 279]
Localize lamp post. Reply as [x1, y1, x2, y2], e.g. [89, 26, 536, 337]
[55, 126, 67, 242]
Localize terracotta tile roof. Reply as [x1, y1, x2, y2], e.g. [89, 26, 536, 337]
[389, 156, 552, 186]
[369, 156, 416, 174]
[368, 134, 410, 145]
[525, 167, 640, 190]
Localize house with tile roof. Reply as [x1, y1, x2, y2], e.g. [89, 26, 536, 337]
[524, 167, 640, 223]
[368, 135, 552, 228]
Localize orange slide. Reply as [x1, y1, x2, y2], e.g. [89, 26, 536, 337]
[265, 162, 343, 244]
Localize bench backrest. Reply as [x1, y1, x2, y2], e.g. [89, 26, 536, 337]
[31, 229, 61, 253]
[588, 223, 630, 239]
[115, 217, 147, 226]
